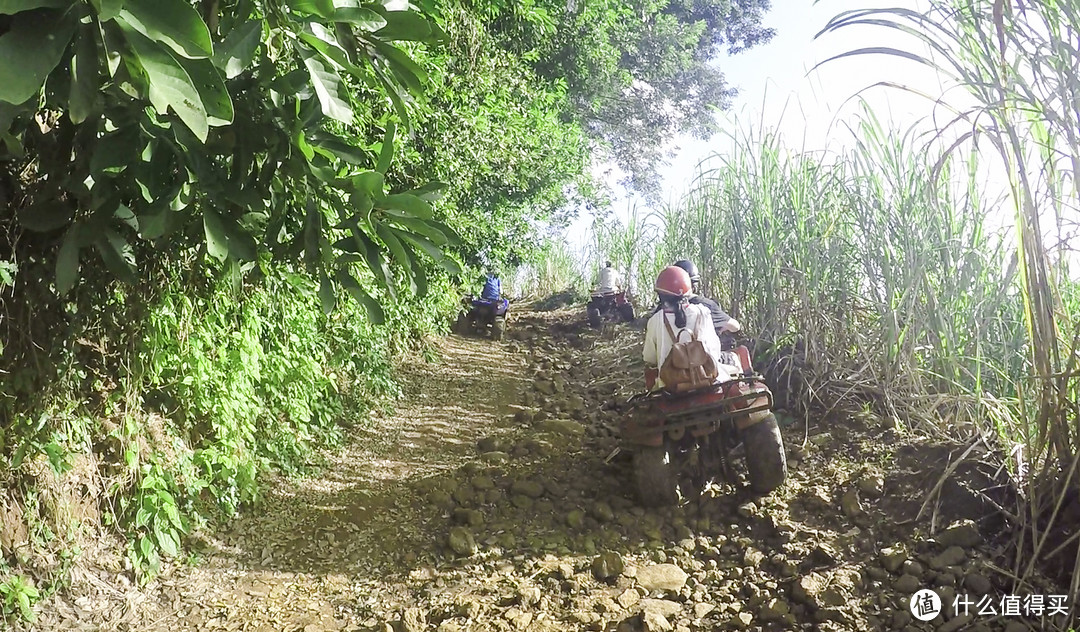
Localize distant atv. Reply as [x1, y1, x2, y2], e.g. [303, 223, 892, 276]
[618, 342, 787, 506]
[454, 295, 509, 340]
[587, 289, 635, 327]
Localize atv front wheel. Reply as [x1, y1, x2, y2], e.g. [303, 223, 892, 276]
[587, 305, 602, 328]
[618, 303, 635, 322]
[742, 413, 787, 494]
[492, 316, 506, 341]
[633, 446, 679, 507]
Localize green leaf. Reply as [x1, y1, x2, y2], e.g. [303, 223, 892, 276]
[286, 0, 335, 18]
[89, 0, 123, 21]
[331, 1, 386, 29]
[370, 39, 426, 96]
[405, 181, 448, 202]
[335, 269, 384, 323]
[212, 20, 261, 79]
[309, 134, 371, 165]
[352, 170, 384, 197]
[153, 522, 180, 557]
[318, 271, 336, 315]
[301, 48, 353, 124]
[118, 0, 213, 59]
[375, 122, 395, 173]
[370, 64, 410, 131]
[375, 222, 412, 274]
[373, 9, 433, 42]
[0, 9, 77, 105]
[0, 0, 68, 13]
[202, 209, 229, 261]
[69, 25, 101, 124]
[174, 55, 233, 126]
[18, 200, 74, 232]
[377, 193, 432, 219]
[354, 229, 395, 298]
[396, 228, 462, 274]
[299, 22, 355, 69]
[56, 225, 81, 294]
[118, 23, 209, 141]
[94, 228, 138, 284]
[91, 129, 138, 175]
[303, 202, 323, 273]
[388, 215, 446, 245]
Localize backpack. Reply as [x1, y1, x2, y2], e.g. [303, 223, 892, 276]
[658, 316, 719, 392]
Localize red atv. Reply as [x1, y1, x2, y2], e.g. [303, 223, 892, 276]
[619, 344, 787, 506]
[587, 289, 635, 327]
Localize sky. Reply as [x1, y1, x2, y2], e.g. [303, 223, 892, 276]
[566, 0, 979, 253]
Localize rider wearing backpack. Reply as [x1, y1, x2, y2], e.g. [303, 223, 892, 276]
[642, 266, 725, 392]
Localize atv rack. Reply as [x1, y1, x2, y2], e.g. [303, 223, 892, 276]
[621, 376, 774, 442]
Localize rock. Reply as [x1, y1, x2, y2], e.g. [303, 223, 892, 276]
[1003, 623, 1028, 632]
[937, 520, 981, 548]
[591, 502, 615, 523]
[452, 508, 484, 527]
[938, 614, 973, 632]
[566, 509, 585, 529]
[964, 573, 992, 595]
[758, 598, 791, 622]
[692, 603, 715, 619]
[437, 622, 462, 632]
[477, 436, 504, 453]
[592, 551, 625, 580]
[470, 476, 495, 490]
[510, 480, 545, 498]
[734, 612, 753, 629]
[792, 572, 849, 609]
[929, 546, 966, 570]
[616, 588, 640, 609]
[402, 607, 426, 632]
[480, 451, 509, 463]
[517, 584, 541, 606]
[743, 548, 765, 569]
[535, 380, 556, 395]
[880, 546, 907, 573]
[894, 574, 921, 593]
[902, 560, 926, 578]
[841, 488, 864, 517]
[806, 543, 841, 568]
[641, 599, 682, 617]
[511, 494, 533, 510]
[737, 502, 757, 518]
[431, 490, 455, 510]
[857, 472, 885, 497]
[891, 610, 913, 630]
[636, 564, 689, 593]
[537, 419, 584, 436]
[448, 527, 477, 557]
[642, 611, 673, 632]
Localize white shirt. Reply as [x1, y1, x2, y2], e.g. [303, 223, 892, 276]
[597, 266, 622, 293]
[643, 302, 731, 387]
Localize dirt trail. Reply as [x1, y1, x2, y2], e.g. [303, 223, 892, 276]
[27, 307, 1058, 632]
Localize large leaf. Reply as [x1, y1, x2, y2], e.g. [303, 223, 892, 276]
[352, 170, 384, 197]
[55, 225, 81, 295]
[94, 228, 138, 284]
[175, 56, 233, 126]
[212, 20, 262, 79]
[202, 209, 229, 260]
[89, 0, 123, 21]
[397, 230, 462, 274]
[17, 200, 74, 232]
[318, 271, 336, 315]
[299, 23, 357, 71]
[375, 222, 416, 291]
[388, 215, 447, 245]
[377, 193, 432, 219]
[69, 25, 101, 123]
[286, 0, 335, 19]
[119, 24, 209, 141]
[91, 128, 139, 175]
[374, 122, 395, 174]
[335, 269, 384, 324]
[118, 0, 213, 59]
[0, 0, 68, 14]
[330, 1, 386, 29]
[309, 133, 371, 165]
[301, 48, 353, 123]
[372, 9, 434, 42]
[0, 9, 77, 105]
[370, 39, 426, 96]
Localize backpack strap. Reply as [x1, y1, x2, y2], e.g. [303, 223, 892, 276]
[662, 312, 696, 344]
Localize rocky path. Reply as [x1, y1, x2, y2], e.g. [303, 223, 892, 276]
[27, 307, 1061, 632]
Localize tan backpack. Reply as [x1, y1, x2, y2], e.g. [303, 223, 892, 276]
[659, 316, 719, 392]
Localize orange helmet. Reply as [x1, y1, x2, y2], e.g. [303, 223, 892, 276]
[655, 266, 692, 297]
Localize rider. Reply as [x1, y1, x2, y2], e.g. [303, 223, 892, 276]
[642, 266, 725, 390]
[480, 270, 502, 301]
[596, 260, 622, 294]
[652, 259, 741, 338]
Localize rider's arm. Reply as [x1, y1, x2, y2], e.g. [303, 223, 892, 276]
[642, 314, 659, 366]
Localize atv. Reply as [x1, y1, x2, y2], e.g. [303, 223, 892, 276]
[617, 343, 787, 506]
[453, 294, 509, 340]
[587, 289, 635, 327]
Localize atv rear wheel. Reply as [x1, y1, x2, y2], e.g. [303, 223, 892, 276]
[492, 315, 506, 341]
[587, 305, 602, 328]
[742, 413, 787, 494]
[618, 303, 635, 322]
[452, 313, 471, 336]
[633, 446, 679, 507]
